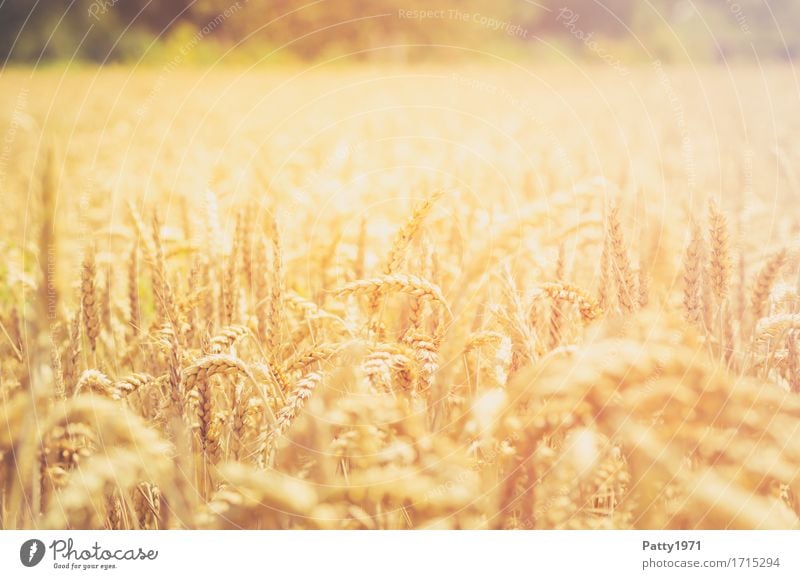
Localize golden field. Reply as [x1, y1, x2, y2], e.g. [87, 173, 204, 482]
[1, 65, 799, 529]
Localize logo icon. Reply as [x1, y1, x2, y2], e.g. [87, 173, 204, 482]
[20, 539, 46, 567]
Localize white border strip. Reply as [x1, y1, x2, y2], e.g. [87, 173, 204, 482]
[1, 531, 798, 578]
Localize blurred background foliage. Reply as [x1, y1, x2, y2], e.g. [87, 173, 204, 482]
[1, 0, 798, 65]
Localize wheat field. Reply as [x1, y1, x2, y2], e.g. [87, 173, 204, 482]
[1, 65, 799, 530]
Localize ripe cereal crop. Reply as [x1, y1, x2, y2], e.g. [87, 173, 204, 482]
[1, 66, 799, 530]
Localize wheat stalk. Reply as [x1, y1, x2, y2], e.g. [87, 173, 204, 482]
[538, 282, 602, 323]
[606, 203, 637, 313]
[338, 273, 448, 309]
[81, 247, 100, 355]
[751, 249, 787, 321]
[682, 221, 704, 326]
[708, 200, 731, 303]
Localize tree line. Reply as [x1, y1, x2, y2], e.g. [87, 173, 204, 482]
[1, 0, 797, 64]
